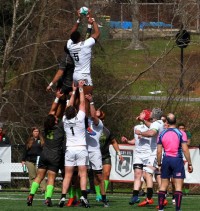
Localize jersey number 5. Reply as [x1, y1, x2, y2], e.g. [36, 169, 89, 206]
[73, 53, 79, 62]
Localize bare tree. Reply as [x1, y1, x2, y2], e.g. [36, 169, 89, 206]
[126, 0, 144, 50]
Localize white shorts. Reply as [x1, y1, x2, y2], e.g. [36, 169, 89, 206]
[88, 151, 102, 170]
[73, 72, 93, 86]
[146, 149, 157, 167]
[133, 151, 151, 165]
[65, 147, 89, 166]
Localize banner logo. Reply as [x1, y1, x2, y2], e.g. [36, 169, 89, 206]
[115, 150, 133, 177]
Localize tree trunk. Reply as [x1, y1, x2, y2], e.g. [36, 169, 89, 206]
[126, 0, 144, 50]
[23, 0, 48, 107]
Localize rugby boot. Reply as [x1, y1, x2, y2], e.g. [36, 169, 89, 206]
[129, 196, 140, 205]
[138, 197, 154, 207]
[27, 195, 33, 206]
[45, 197, 53, 207]
[58, 197, 66, 208]
[80, 196, 90, 208]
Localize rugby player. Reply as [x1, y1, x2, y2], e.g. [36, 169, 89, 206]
[121, 109, 152, 205]
[27, 111, 65, 207]
[58, 80, 90, 208]
[135, 108, 164, 207]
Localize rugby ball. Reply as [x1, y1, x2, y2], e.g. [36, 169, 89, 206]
[80, 6, 89, 15]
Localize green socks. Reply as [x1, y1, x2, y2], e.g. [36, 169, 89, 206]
[68, 186, 76, 198]
[95, 185, 101, 197]
[46, 185, 54, 198]
[76, 188, 81, 199]
[30, 181, 39, 195]
[104, 180, 109, 192]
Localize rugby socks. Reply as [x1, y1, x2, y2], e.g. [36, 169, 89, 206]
[95, 185, 101, 197]
[102, 194, 107, 202]
[46, 185, 54, 198]
[104, 180, 109, 192]
[147, 188, 153, 200]
[30, 181, 39, 195]
[76, 188, 82, 199]
[132, 190, 139, 197]
[81, 190, 88, 199]
[174, 191, 183, 211]
[61, 193, 66, 199]
[158, 191, 166, 210]
[68, 186, 75, 198]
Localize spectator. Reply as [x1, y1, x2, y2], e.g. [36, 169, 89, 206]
[178, 123, 192, 146]
[0, 122, 10, 145]
[22, 127, 46, 193]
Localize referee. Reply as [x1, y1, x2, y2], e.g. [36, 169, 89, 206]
[157, 113, 193, 211]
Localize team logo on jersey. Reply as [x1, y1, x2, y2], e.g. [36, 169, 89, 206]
[115, 150, 133, 177]
[46, 131, 54, 140]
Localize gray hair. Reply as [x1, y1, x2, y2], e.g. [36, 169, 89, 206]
[151, 108, 163, 120]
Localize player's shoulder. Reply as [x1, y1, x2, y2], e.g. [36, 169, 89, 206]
[77, 110, 85, 119]
[83, 37, 95, 45]
[134, 124, 145, 130]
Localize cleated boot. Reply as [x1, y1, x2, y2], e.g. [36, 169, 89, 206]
[80, 196, 90, 208]
[129, 196, 140, 205]
[27, 195, 33, 206]
[58, 197, 66, 208]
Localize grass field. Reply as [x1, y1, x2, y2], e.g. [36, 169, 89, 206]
[0, 191, 200, 211]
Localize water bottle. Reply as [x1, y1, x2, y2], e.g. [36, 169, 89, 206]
[22, 164, 27, 173]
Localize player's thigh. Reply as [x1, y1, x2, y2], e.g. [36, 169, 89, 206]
[89, 151, 102, 171]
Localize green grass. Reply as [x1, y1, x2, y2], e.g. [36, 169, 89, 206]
[0, 191, 200, 211]
[95, 35, 200, 98]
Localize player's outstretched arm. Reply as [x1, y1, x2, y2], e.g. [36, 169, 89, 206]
[112, 138, 124, 162]
[121, 136, 135, 145]
[78, 80, 85, 113]
[46, 69, 64, 92]
[70, 10, 81, 34]
[67, 82, 77, 108]
[49, 90, 63, 115]
[85, 94, 99, 125]
[89, 17, 100, 40]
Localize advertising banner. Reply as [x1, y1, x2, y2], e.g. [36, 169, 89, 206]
[0, 146, 11, 182]
[110, 145, 200, 184]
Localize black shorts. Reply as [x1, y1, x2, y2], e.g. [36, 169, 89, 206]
[102, 157, 111, 165]
[38, 151, 63, 173]
[57, 82, 72, 95]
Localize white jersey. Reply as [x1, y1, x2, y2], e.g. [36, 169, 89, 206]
[63, 110, 86, 147]
[149, 120, 164, 150]
[67, 37, 95, 75]
[134, 124, 152, 154]
[86, 118, 103, 152]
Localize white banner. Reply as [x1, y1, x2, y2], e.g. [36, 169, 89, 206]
[110, 144, 200, 184]
[0, 146, 11, 182]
